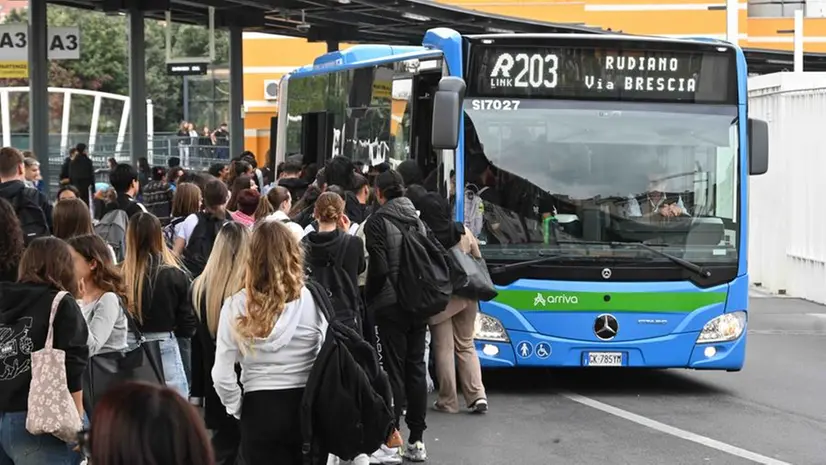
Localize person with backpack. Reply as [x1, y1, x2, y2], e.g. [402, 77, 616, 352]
[164, 182, 202, 250]
[173, 179, 232, 279]
[0, 147, 53, 245]
[107, 163, 149, 218]
[256, 186, 304, 239]
[122, 213, 196, 398]
[363, 170, 452, 463]
[212, 221, 328, 465]
[302, 192, 365, 331]
[191, 222, 249, 465]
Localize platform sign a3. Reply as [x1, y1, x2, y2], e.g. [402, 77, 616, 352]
[0, 25, 81, 78]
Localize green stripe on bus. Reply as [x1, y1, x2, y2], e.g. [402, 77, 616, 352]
[493, 290, 727, 312]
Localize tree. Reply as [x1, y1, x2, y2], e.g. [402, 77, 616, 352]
[0, 5, 230, 133]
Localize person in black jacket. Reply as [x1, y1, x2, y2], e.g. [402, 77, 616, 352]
[363, 170, 430, 462]
[191, 221, 249, 465]
[302, 192, 365, 329]
[60, 147, 78, 186]
[0, 146, 54, 236]
[69, 143, 96, 205]
[0, 237, 89, 465]
[122, 212, 196, 398]
[0, 198, 23, 283]
[105, 163, 148, 219]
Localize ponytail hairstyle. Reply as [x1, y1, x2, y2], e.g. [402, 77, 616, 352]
[374, 169, 405, 201]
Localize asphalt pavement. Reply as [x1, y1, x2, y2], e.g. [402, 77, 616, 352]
[417, 291, 826, 465]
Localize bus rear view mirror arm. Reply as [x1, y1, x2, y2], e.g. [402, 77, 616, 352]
[432, 76, 467, 150]
[748, 118, 769, 176]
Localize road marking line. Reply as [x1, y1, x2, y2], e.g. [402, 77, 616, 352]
[562, 392, 792, 465]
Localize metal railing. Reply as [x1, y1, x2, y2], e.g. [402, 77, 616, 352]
[18, 133, 236, 195]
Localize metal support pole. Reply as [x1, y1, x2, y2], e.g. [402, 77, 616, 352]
[794, 9, 804, 73]
[229, 26, 244, 158]
[183, 76, 190, 122]
[725, 0, 738, 44]
[128, 9, 147, 167]
[28, 0, 50, 194]
[327, 40, 340, 52]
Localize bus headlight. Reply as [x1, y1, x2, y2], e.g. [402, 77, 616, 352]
[696, 311, 747, 344]
[475, 313, 509, 342]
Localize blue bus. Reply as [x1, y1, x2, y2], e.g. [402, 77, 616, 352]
[275, 28, 768, 371]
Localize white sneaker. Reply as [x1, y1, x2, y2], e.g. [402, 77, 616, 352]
[353, 454, 371, 465]
[370, 445, 403, 465]
[405, 441, 427, 462]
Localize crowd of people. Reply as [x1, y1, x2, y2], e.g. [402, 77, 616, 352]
[0, 145, 489, 465]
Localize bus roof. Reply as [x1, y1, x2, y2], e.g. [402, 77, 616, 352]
[464, 32, 733, 47]
[290, 45, 442, 78]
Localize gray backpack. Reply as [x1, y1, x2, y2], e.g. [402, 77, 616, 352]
[94, 209, 129, 262]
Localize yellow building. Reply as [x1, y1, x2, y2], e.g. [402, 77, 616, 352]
[242, 0, 826, 156]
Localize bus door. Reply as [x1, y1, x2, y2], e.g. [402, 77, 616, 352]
[410, 71, 443, 187]
[300, 111, 334, 167]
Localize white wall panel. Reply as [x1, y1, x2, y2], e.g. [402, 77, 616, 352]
[748, 72, 826, 302]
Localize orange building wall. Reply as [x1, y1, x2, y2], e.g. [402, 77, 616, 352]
[241, 2, 826, 154]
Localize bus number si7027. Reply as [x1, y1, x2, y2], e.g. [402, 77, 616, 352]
[470, 99, 521, 111]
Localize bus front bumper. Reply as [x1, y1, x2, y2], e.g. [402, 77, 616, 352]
[474, 329, 746, 370]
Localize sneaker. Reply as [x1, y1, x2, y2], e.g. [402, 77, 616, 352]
[353, 454, 371, 465]
[370, 445, 402, 465]
[470, 398, 489, 414]
[405, 441, 427, 462]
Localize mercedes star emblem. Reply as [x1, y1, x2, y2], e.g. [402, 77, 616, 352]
[594, 314, 619, 341]
[601, 268, 612, 279]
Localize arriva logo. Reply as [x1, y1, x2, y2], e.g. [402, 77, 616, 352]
[533, 292, 579, 307]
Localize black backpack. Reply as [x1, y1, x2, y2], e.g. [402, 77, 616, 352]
[302, 236, 361, 331]
[301, 280, 394, 462]
[11, 187, 49, 245]
[383, 216, 452, 319]
[182, 213, 228, 278]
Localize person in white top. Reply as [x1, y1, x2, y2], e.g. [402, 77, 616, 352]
[256, 185, 304, 241]
[212, 220, 327, 465]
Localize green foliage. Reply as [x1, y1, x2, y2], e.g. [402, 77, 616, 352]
[1, 5, 230, 132]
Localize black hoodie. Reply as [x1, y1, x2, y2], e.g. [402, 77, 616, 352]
[0, 283, 89, 412]
[303, 228, 365, 292]
[0, 180, 54, 234]
[278, 177, 310, 203]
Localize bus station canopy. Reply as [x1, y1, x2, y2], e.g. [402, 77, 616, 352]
[50, 0, 826, 73]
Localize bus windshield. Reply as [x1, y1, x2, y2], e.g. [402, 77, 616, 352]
[463, 98, 739, 264]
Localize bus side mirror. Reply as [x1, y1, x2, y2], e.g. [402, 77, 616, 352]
[431, 76, 466, 150]
[748, 118, 768, 176]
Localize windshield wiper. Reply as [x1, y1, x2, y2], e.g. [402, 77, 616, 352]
[489, 252, 562, 275]
[556, 240, 711, 278]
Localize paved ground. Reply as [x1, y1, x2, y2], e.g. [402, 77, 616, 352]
[417, 292, 826, 465]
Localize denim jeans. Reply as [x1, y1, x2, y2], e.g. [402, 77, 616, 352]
[0, 411, 82, 465]
[130, 332, 189, 398]
[177, 337, 192, 389]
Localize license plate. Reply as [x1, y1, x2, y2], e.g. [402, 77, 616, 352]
[585, 352, 623, 367]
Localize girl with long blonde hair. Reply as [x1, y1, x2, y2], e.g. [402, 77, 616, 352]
[191, 221, 249, 465]
[122, 212, 196, 398]
[212, 221, 327, 465]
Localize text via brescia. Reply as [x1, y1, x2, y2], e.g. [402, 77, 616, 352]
[585, 55, 697, 93]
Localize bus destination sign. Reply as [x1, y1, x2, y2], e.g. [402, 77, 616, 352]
[471, 45, 734, 103]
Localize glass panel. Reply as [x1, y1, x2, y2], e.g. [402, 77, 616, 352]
[463, 98, 739, 264]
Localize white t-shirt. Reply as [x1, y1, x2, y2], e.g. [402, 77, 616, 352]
[176, 213, 200, 247]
